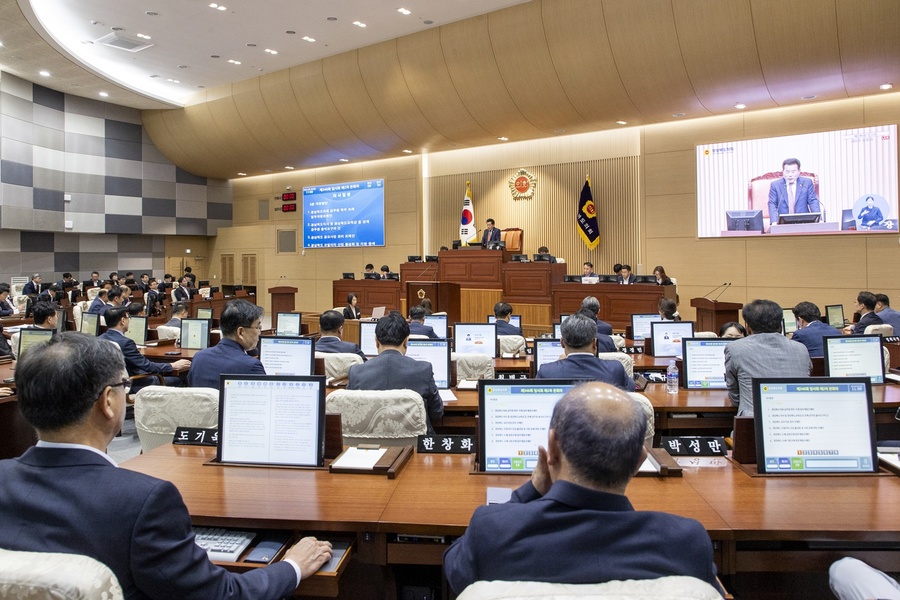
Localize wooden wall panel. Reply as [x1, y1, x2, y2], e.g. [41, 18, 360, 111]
[644, 150, 695, 197]
[253, 70, 331, 160]
[642, 115, 745, 155]
[644, 193, 697, 240]
[515, 304, 553, 329]
[461, 289, 503, 323]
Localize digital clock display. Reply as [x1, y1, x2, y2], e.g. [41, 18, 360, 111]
[281, 203, 297, 212]
[282, 192, 297, 202]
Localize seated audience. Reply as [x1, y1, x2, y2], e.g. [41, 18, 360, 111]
[38, 283, 62, 305]
[316, 310, 367, 361]
[0, 283, 17, 316]
[343, 292, 362, 320]
[536, 313, 634, 391]
[173, 276, 193, 301]
[658, 298, 681, 321]
[829, 557, 900, 600]
[22, 273, 41, 296]
[653, 265, 674, 286]
[0, 332, 332, 599]
[187, 299, 266, 390]
[409, 305, 439, 338]
[790, 301, 841, 357]
[145, 279, 162, 317]
[164, 302, 189, 329]
[580, 296, 613, 336]
[443, 382, 722, 595]
[347, 312, 443, 433]
[725, 299, 811, 416]
[11, 301, 59, 356]
[844, 291, 883, 334]
[103, 287, 124, 320]
[87, 289, 108, 314]
[100, 306, 189, 391]
[874, 293, 900, 334]
[718, 321, 746, 338]
[83, 271, 102, 291]
[493, 302, 523, 336]
[617, 264, 635, 285]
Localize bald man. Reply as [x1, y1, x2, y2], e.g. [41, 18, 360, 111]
[443, 382, 723, 596]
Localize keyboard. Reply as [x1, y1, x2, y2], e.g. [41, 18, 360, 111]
[192, 526, 256, 562]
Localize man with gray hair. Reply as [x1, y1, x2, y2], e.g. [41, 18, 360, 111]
[580, 296, 613, 335]
[187, 299, 266, 390]
[537, 312, 634, 391]
[443, 382, 722, 595]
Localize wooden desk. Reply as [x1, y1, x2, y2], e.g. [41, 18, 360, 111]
[437, 249, 503, 287]
[332, 280, 401, 315]
[551, 283, 677, 330]
[140, 346, 203, 362]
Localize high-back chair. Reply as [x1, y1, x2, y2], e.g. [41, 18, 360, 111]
[325, 388, 426, 446]
[456, 577, 723, 600]
[0, 547, 124, 600]
[314, 351, 364, 382]
[133, 386, 219, 453]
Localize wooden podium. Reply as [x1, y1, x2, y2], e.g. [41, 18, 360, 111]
[268, 286, 298, 331]
[405, 282, 461, 324]
[690, 297, 743, 333]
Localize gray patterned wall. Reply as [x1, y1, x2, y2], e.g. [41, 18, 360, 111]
[0, 71, 231, 284]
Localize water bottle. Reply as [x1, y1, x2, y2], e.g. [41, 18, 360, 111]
[666, 360, 679, 394]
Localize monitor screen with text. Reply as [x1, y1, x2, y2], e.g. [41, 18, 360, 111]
[259, 336, 314, 376]
[826, 305, 845, 328]
[631, 314, 662, 341]
[358, 321, 378, 356]
[454, 323, 497, 357]
[18, 328, 53, 358]
[124, 315, 148, 346]
[533, 339, 565, 374]
[303, 179, 385, 248]
[81, 313, 100, 337]
[196, 308, 213, 320]
[682, 337, 733, 389]
[276, 312, 302, 337]
[488, 315, 522, 329]
[423, 315, 448, 339]
[650, 321, 694, 357]
[823, 334, 884, 384]
[180, 319, 211, 350]
[406, 339, 450, 389]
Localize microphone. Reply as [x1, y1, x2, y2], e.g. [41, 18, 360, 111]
[701, 282, 729, 300]
[711, 282, 732, 302]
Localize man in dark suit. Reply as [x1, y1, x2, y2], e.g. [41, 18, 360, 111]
[187, 299, 266, 390]
[844, 291, 884, 335]
[874, 294, 900, 334]
[137, 273, 151, 294]
[347, 312, 443, 433]
[164, 302, 189, 329]
[581, 262, 597, 278]
[536, 313, 634, 391]
[316, 310, 367, 361]
[616, 264, 636, 285]
[100, 306, 189, 390]
[790, 302, 841, 357]
[87, 289, 108, 314]
[0, 284, 17, 317]
[173, 276, 193, 301]
[408, 305, 439, 338]
[481, 218, 500, 247]
[443, 381, 722, 595]
[83, 271, 102, 293]
[0, 332, 332, 599]
[183, 266, 197, 287]
[493, 301, 523, 336]
[22, 273, 41, 296]
[102, 287, 124, 321]
[580, 296, 614, 337]
[38, 283, 62, 305]
[767, 158, 821, 226]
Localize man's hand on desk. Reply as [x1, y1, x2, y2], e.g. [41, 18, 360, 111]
[170, 359, 191, 371]
[531, 445, 552, 496]
[285, 536, 333, 580]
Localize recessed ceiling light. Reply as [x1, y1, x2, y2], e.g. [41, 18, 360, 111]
[398, 8, 411, 15]
[246, 43, 256, 47]
[327, 16, 338, 21]
[339, 158, 349, 162]
[208, 3, 227, 10]
[265, 48, 278, 54]
[352, 21, 366, 27]
[238, 172, 247, 176]
[145, 11, 158, 16]
[734, 103, 746, 109]
[672, 112, 685, 117]
[178, 65, 188, 69]
[497, 136, 509, 141]
[285, 166, 294, 170]
[402, 149, 413, 154]
[136, 33, 151, 40]
[166, 79, 180, 83]
[880, 83, 893, 90]
[39, 70, 50, 77]
[424, 20, 434, 25]
[616, 120, 627, 125]
[99, 92, 108, 97]
[227, 59, 241, 65]
[801, 95, 817, 100]
[111, 27, 124, 31]
[210, 55, 220, 59]
[302, 36, 315, 42]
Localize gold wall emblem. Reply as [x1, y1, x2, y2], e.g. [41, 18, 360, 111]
[508, 168, 537, 201]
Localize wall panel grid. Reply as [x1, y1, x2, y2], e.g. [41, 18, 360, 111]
[426, 156, 641, 274]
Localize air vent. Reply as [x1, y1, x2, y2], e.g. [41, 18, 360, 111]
[95, 32, 153, 53]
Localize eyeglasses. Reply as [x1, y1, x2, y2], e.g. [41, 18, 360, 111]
[106, 378, 132, 394]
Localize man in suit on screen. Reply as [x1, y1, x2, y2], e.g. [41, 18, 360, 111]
[767, 158, 821, 226]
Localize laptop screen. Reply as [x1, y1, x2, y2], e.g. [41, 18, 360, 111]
[631, 313, 662, 341]
[276, 312, 302, 337]
[217, 375, 326, 467]
[823, 334, 884, 384]
[196, 307, 214, 320]
[180, 318, 211, 350]
[682, 337, 733, 389]
[258, 336, 314, 376]
[81, 313, 100, 337]
[406, 339, 451, 388]
[488, 315, 521, 329]
[358, 321, 378, 356]
[454, 323, 498, 357]
[753, 377, 877, 474]
[124, 315, 148, 346]
[423, 315, 448, 339]
[478, 380, 579, 473]
[18, 328, 54, 358]
[650, 321, 694, 356]
[825, 305, 845, 329]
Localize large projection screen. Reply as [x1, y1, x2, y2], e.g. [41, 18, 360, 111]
[303, 179, 385, 248]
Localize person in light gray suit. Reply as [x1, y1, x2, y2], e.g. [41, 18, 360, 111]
[725, 299, 811, 416]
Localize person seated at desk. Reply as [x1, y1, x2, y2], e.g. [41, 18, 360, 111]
[10, 301, 59, 357]
[536, 246, 557, 263]
[536, 313, 633, 391]
[173, 276, 193, 301]
[725, 299, 811, 417]
[582, 261, 597, 278]
[119, 285, 133, 307]
[83, 271, 102, 292]
[87, 289, 108, 315]
[57, 272, 79, 295]
[379, 265, 394, 279]
[183, 266, 196, 287]
[658, 298, 681, 321]
[481, 218, 500, 247]
[409, 305, 439, 338]
[443, 381, 722, 596]
[100, 306, 189, 391]
[317, 310, 367, 361]
[145, 279, 162, 317]
[421, 298, 434, 316]
[653, 265, 674, 286]
[343, 292, 362, 320]
[22, 273, 41, 296]
[856, 196, 884, 228]
[493, 302, 522, 336]
[187, 299, 266, 390]
[364, 263, 375, 275]
[164, 302, 189, 329]
[137, 273, 151, 294]
[843, 291, 883, 335]
[102, 287, 124, 321]
[767, 157, 821, 227]
[790, 301, 841, 357]
[718, 321, 746, 338]
[875, 293, 900, 333]
[347, 312, 443, 433]
[830, 557, 900, 600]
[616, 264, 636, 285]
[580, 296, 614, 337]
[38, 283, 62, 306]
[0, 283, 18, 316]
[109, 271, 119, 286]
[0, 332, 332, 600]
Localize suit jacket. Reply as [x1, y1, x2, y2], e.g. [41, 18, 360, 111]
[174, 286, 192, 301]
[343, 305, 361, 320]
[596, 333, 617, 353]
[791, 320, 842, 357]
[616, 274, 636, 285]
[87, 296, 106, 314]
[409, 321, 439, 339]
[187, 338, 266, 390]
[0, 446, 297, 600]
[725, 333, 812, 416]
[443, 480, 721, 596]
[596, 319, 613, 336]
[876, 307, 900, 335]
[495, 320, 523, 336]
[315, 335, 367, 361]
[37, 290, 59, 305]
[164, 317, 182, 329]
[22, 281, 40, 296]
[767, 176, 820, 225]
[535, 353, 635, 391]
[0, 297, 15, 317]
[481, 227, 501, 247]
[347, 349, 443, 433]
[100, 329, 174, 381]
[851, 311, 884, 334]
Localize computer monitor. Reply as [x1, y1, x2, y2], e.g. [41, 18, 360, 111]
[478, 380, 579, 473]
[342, 272, 355, 279]
[563, 275, 582, 283]
[384, 272, 400, 281]
[681, 337, 734, 389]
[725, 209, 765, 232]
[423, 314, 448, 339]
[124, 315, 148, 346]
[180, 318, 211, 350]
[753, 377, 877, 474]
[424, 255, 439, 262]
[553, 323, 562, 339]
[825, 305, 845, 328]
[276, 312, 302, 337]
[258, 336, 315, 376]
[487, 240, 506, 250]
[631, 313, 662, 341]
[55, 307, 67, 334]
[195, 307, 213, 320]
[17, 328, 54, 358]
[406, 339, 451, 389]
[778, 212, 822, 225]
[559, 314, 571, 323]
[488, 315, 521, 329]
[511, 254, 528, 262]
[358, 321, 379, 356]
[649, 321, 694, 356]
[407, 255, 422, 263]
[80, 313, 100, 337]
[453, 323, 498, 357]
[782, 308, 798, 334]
[363, 272, 380, 280]
[823, 334, 885, 384]
[533, 339, 566, 375]
[532, 253, 551, 262]
[217, 375, 326, 467]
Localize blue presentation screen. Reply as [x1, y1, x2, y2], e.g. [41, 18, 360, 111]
[303, 179, 385, 248]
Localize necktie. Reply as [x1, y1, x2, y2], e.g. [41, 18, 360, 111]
[788, 183, 796, 212]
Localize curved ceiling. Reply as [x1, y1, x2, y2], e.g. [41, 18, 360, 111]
[3, 0, 900, 180]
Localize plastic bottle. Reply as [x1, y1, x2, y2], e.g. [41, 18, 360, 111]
[666, 359, 679, 394]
